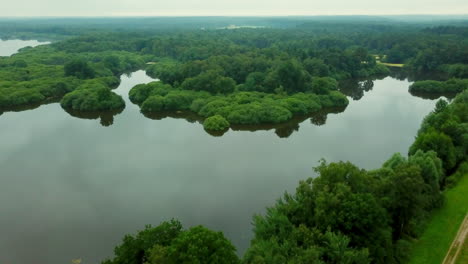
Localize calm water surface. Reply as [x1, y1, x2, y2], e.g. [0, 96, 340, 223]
[0, 41, 441, 264]
[0, 39, 49, 56]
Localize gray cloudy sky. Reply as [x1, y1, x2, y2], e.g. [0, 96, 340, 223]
[1, 0, 467, 16]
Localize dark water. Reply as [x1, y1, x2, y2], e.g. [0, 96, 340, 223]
[0, 41, 442, 264]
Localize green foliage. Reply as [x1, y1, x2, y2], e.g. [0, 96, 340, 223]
[60, 82, 125, 111]
[446, 161, 468, 187]
[64, 59, 96, 79]
[409, 150, 444, 208]
[180, 70, 236, 94]
[322, 231, 371, 264]
[243, 90, 466, 264]
[146, 60, 183, 85]
[408, 173, 468, 264]
[12, 59, 28, 68]
[311, 77, 338, 94]
[244, 161, 389, 263]
[45, 22, 463, 264]
[131, 88, 347, 126]
[130, 81, 348, 126]
[442, 64, 468, 78]
[411, 91, 468, 172]
[103, 219, 183, 264]
[394, 239, 413, 263]
[145, 245, 168, 264]
[203, 115, 230, 131]
[0, 88, 45, 108]
[273, 59, 312, 93]
[104, 221, 238, 264]
[129, 82, 173, 105]
[166, 226, 239, 264]
[141, 95, 165, 112]
[409, 79, 468, 94]
[96, 76, 121, 88]
[1, 23, 399, 114]
[279, 98, 312, 114]
[303, 58, 330, 77]
[226, 102, 293, 124]
[0, 43, 147, 111]
[409, 130, 456, 171]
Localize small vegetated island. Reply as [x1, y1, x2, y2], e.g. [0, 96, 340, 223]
[409, 78, 468, 95]
[129, 72, 349, 131]
[128, 36, 390, 131]
[0, 42, 145, 121]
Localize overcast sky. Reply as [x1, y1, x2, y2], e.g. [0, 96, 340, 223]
[1, 0, 467, 16]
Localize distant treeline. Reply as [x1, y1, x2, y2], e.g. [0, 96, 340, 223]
[1, 19, 468, 126]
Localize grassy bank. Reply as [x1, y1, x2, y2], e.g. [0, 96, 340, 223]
[408, 173, 468, 264]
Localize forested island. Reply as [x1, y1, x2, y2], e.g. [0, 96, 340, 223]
[0, 16, 467, 264]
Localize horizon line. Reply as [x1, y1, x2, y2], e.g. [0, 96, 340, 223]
[1, 13, 468, 19]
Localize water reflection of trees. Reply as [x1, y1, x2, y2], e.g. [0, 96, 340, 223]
[388, 67, 447, 82]
[0, 98, 60, 117]
[339, 71, 457, 101]
[63, 107, 124, 127]
[408, 90, 457, 100]
[388, 68, 457, 100]
[142, 107, 346, 138]
[338, 79, 375, 101]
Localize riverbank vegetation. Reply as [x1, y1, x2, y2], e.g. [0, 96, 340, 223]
[409, 79, 468, 95]
[103, 90, 467, 264]
[407, 171, 468, 264]
[243, 90, 467, 264]
[102, 220, 239, 264]
[203, 115, 230, 131]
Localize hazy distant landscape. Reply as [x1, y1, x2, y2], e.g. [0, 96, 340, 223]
[0, 4, 467, 264]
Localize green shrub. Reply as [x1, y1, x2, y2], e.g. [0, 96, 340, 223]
[311, 77, 338, 94]
[280, 98, 311, 114]
[129, 82, 172, 105]
[409, 79, 468, 94]
[141, 95, 165, 112]
[61, 86, 125, 111]
[203, 115, 230, 131]
[409, 130, 457, 171]
[0, 88, 45, 108]
[167, 226, 239, 264]
[64, 59, 96, 79]
[180, 70, 236, 94]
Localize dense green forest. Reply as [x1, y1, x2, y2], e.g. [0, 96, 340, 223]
[2, 17, 468, 128]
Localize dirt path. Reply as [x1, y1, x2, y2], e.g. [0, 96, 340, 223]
[442, 213, 468, 264]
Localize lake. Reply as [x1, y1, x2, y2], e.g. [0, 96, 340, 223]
[0, 39, 49, 56]
[0, 40, 441, 264]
